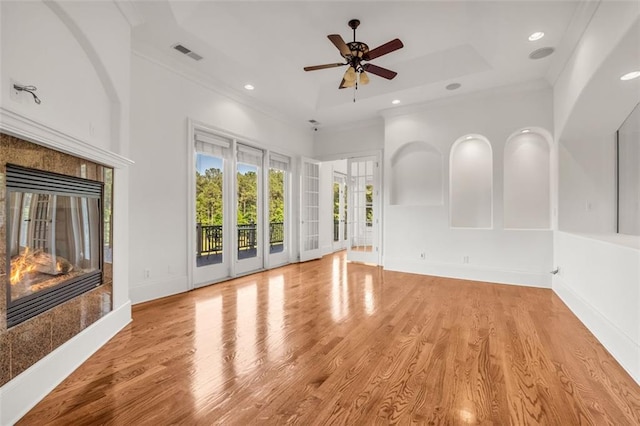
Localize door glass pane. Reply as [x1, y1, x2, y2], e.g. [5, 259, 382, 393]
[269, 168, 285, 254]
[238, 163, 258, 259]
[351, 160, 374, 252]
[333, 182, 340, 242]
[302, 162, 320, 251]
[196, 153, 224, 267]
[344, 184, 348, 241]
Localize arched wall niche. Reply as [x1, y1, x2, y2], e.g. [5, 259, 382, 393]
[390, 141, 443, 206]
[504, 128, 552, 229]
[449, 134, 493, 228]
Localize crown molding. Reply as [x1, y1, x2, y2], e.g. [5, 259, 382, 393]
[314, 116, 384, 135]
[545, 0, 601, 86]
[131, 46, 309, 133]
[113, 0, 145, 28]
[379, 79, 551, 120]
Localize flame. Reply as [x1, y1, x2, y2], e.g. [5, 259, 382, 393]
[9, 247, 37, 285]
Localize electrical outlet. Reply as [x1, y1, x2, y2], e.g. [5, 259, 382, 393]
[144, 269, 150, 279]
[463, 256, 470, 264]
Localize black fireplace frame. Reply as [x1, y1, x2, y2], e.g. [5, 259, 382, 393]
[5, 164, 104, 328]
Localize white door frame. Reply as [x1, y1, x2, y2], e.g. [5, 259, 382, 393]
[332, 171, 347, 252]
[299, 157, 322, 262]
[188, 121, 233, 288]
[234, 142, 264, 276]
[265, 152, 291, 268]
[347, 154, 381, 265]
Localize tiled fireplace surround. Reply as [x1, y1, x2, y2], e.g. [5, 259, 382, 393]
[0, 132, 114, 387]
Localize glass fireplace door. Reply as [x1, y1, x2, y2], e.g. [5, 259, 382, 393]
[8, 192, 101, 302]
[6, 164, 103, 327]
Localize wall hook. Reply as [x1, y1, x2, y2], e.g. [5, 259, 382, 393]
[13, 84, 41, 104]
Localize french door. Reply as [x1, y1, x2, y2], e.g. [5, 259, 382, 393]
[299, 157, 321, 262]
[332, 172, 347, 251]
[193, 130, 232, 287]
[192, 124, 294, 287]
[347, 155, 380, 265]
[235, 144, 264, 275]
[267, 153, 290, 267]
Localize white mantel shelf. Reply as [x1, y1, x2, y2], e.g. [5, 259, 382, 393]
[0, 107, 134, 169]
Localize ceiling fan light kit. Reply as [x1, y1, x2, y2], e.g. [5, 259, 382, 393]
[304, 18, 403, 100]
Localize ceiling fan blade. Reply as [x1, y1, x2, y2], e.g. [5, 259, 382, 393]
[363, 63, 398, 80]
[304, 63, 346, 72]
[328, 34, 351, 57]
[364, 38, 404, 61]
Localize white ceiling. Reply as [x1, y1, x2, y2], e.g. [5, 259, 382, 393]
[129, 1, 592, 129]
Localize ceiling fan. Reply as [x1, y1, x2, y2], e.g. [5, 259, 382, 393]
[304, 19, 403, 90]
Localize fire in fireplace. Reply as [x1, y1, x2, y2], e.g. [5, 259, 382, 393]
[5, 164, 103, 327]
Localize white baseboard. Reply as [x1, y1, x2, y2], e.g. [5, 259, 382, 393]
[0, 301, 132, 425]
[320, 243, 333, 257]
[384, 258, 551, 288]
[129, 276, 189, 305]
[553, 278, 640, 385]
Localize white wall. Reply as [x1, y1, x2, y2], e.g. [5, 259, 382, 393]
[617, 105, 640, 235]
[0, 1, 132, 423]
[129, 53, 313, 304]
[1, 1, 112, 151]
[554, 232, 640, 383]
[383, 86, 554, 287]
[553, 1, 639, 140]
[390, 141, 443, 206]
[313, 119, 384, 160]
[553, 8, 640, 385]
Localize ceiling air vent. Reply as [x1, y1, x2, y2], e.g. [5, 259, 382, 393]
[172, 43, 203, 61]
[186, 52, 203, 61]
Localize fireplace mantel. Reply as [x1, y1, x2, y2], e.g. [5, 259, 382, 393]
[0, 107, 134, 169]
[0, 113, 133, 424]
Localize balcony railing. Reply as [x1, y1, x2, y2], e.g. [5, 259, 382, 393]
[196, 222, 284, 259]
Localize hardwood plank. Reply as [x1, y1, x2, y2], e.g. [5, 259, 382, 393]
[18, 251, 640, 425]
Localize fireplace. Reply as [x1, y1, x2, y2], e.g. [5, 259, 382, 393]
[5, 164, 103, 327]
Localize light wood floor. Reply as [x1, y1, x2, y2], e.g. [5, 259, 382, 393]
[20, 251, 640, 425]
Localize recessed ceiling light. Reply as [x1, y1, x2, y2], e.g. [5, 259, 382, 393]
[528, 32, 545, 41]
[244, 84, 255, 90]
[392, 99, 401, 105]
[529, 47, 555, 60]
[446, 83, 461, 90]
[522, 129, 530, 133]
[620, 71, 640, 81]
